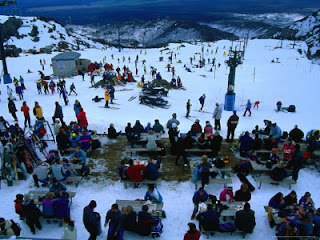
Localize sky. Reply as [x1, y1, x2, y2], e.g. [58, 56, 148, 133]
[0, 0, 319, 24]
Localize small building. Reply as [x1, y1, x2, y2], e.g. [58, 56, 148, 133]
[51, 52, 81, 77]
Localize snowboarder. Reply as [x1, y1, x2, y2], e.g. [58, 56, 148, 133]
[21, 101, 31, 128]
[226, 110, 239, 142]
[199, 94, 206, 111]
[212, 103, 222, 130]
[104, 89, 110, 108]
[186, 99, 191, 118]
[243, 99, 252, 116]
[8, 98, 18, 121]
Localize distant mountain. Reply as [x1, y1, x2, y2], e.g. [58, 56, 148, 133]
[0, 15, 104, 54]
[274, 9, 320, 59]
[87, 18, 238, 48]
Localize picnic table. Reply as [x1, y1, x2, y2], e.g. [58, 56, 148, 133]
[250, 160, 272, 177]
[139, 133, 162, 142]
[27, 190, 76, 207]
[125, 146, 162, 157]
[220, 201, 246, 217]
[254, 177, 296, 189]
[115, 200, 166, 218]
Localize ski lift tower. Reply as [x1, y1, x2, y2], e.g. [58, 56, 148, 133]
[224, 49, 243, 111]
[0, 0, 17, 84]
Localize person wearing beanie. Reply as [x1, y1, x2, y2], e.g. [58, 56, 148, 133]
[219, 187, 234, 202]
[226, 111, 239, 142]
[166, 113, 180, 130]
[204, 121, 213, 138]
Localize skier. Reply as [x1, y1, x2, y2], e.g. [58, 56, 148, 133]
[186, 99, 191, 118]
[60, 88, 69, 106]
[212, 103, 222, 130]
[7, 86, 14, 100]
[49, 80, 56, 94]
[43, 81, 49, 94]
[199, 94, 206, 111]
[16, 85, 23, 100]
[69, 83, 77, 96]
[104, 89, 110, 108]
[21, 101, 31, 128]
[8, 98, 18, 121]
[33, 102, 43, 120]
[243, 99, 252, 117]
[226, 110, 239, 142]
[108, 85, 115, 104]
[36, 81, 42, 94]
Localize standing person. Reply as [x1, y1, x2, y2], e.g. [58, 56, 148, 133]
[276, 101, 282, 112]
[33, 102, 43, 120]
[69, 83, 77, 96]
[166, 113, 180, 130]
[226, 110, 239, 142]
[90, 75, 95, 86]
[184, 223, 201, 240]
[8, 98, 18, 121]
[198, 94, 206, 111]
[77, 108, 88, 128]
[73, 100, 82, 117]
[52, 102, 64, 124]
[108, 85, 115, 104]
[83, 200, 101, 240]
[16, 85, 23, 100]
[21, 101, 31, 128]
[21, 194, 42, 234]
[19, 75, 25, 89]
[186, 99, 191, 118]
[235, 202, 256, 234]
[104, 89, 110, 108]
[212, 103, 222, 130]
[6, 85, 14, 100]
[199, 155, 211, 188]
[243, 99, 252, 117]
[104, 204, 124, 240]
[60, 88, 69, 106]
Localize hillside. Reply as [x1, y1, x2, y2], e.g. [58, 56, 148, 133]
[0, 15, 105, 53]
[274, 9, 320, 60]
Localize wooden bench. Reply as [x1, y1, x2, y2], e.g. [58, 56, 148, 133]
[28, 191, 76, 206]
[202, 230, 246, 239]
[194, 178, 232, 189]
[121, 179, 161, 189]
[125, 146, 162, 157]
[63, 176, 83, 187]
[254, 177, 296, 189]
[116, 200, 166, 218]
[255, 149, 272, 160]
[185, 148, 212, 153]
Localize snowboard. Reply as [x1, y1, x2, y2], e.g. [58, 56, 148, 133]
[237, 173, 255, 192]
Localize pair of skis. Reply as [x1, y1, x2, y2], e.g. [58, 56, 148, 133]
[128, 96, 137, 101]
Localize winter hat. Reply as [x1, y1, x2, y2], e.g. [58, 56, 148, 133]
[35, 101, 38, 105]
[72, 133, 77, 138]
[172, 113, 177, 118]
[227, 186, 233, 192]
[233, 110, 237, 114]
[172, 123, 177, 128]
[195, 119, 200, 123]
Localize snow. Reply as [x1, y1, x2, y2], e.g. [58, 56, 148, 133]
[1, 39, 320, 239]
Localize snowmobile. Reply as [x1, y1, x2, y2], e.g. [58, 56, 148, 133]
[139, 93, 170, 108]
[141, 86, 168, 97]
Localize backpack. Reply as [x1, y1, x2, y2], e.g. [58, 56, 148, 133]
[287, 105, 296, 112]
[214, 157, 225, 168]
[92, 139, 101, 150]
[151, 218, 163, 238]
[218, 222, 236, 232]
[10, 220, 21, 236]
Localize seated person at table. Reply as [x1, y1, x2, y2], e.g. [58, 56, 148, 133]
[235, 202, 256, 234]
[144, 184, 163, 203]
[313, 208, 320, 237]
[219, 186, 234, 203]
[52, 159, 70, 181]
[55, 192, 70, 226]
[191, 187, 209, 220]
[69, 133, 80, 148]
[277, 220, 299, 238]
[126, 159, 146, 183]
[184, 131, 196, 149]
[144, 159, 160, 181]
[190, 119, 202, 136]
[198, 204, 220, 231]
[296, 212, 313, 236]
[49, 178, 67, 193]
[239, 131, 253, 157]
[289, 125, 304, 143]
[122, 206, 136, 232]
[269, 148, 280, 164]
[252, 134, 262, 150]
[146, 130, 157, 150]
[235, 183, 251, 202]
[132, 120, 144, 138]
[117, 160, 128, 180]
[136, 205, 155, 236]
[80, 131, 92, 150]
[42, 192, 55, 219]
[284, 190, 297, 207]
[107, 123, 121, 139]
[33, 160, 50, 188]
[197, 133, 208, 149]
[248, 151, 259, 162]
[184, 222, 201, 240]
[270, 161, 287, 181]
[263, 135, 275, 150]
[0, 218, 16, 237]
[299, 192, 315, 210]
[209, 131, 222, 157]
[269, 192, 286, 210]
[153, 119, 165, 134]
[69, 146, 87, 164]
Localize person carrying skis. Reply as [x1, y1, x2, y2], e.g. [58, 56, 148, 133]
[186, 99, 191, 118]
[21, 101, 31, 128]
[104, 89, 110, 108]
[69, 83, 77, 96]
[243, 99, 252, 117]
[199, 94, 206, 111]
[8, 98, 18, 121]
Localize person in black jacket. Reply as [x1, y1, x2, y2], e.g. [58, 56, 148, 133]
[226, 110, 239, 142]
[8, 98, 18, 121]
[136, 205, 154, 236]
[56, 129, 70, 154]
[104, 204, 124, 240]
[21, 194, 42, 234]
[286, 144, 304, 181]
[122, 206, 136, 232]
[235, 203, 256, 233]
[107, 123, 121, 139]
[52, 101, 64, 124]
[289, 125, 304, 143]
[144, 159, 160, 180]
[83, 200, 101, 240]
[235, 183, 251, 202]
[199, 204, 220, 231]
[168, 123, 179, 154]
[284, 190, 297, 207]
[209, 131, 222, 157]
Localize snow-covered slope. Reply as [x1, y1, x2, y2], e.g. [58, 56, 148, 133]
[274, 9, 320, 60]
[0, 15, 105, 52]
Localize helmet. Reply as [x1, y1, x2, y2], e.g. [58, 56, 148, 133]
[72, 133, 77, 138]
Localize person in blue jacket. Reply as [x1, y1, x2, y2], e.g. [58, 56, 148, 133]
[268, 192, 286, 210]
[144, 184, 163, 203]
[313, 208, 320, 237]
[191, 187, 208, 220]
[69, 133, 80, 148]
[270, 123, 282, 147]
[83, 200, 101, 240]
[243, 99, 252, 117]
[69, 146, 87, 164]
[144, 159, 160, 180]
[239, 131, 253, 157]
[199, 94, 206, 111]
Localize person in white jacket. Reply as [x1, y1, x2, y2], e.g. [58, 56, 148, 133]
[62, 216, 77, 240]
[212, 103, 223, 131]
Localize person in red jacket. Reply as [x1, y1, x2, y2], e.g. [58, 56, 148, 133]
[219, 186, 234, 202]
[126, 159, 146, 185]
[282, 138, 295, 161]
[77, 107, 88, 128]
[184, 222, 201, 240]
[190, 119, 202, 136]
[21, 101, 31, 128]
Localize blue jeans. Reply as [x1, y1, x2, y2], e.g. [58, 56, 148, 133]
[108, 222, 124, 240]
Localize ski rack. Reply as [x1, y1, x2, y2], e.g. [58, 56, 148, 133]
[26, 120, 55, 142]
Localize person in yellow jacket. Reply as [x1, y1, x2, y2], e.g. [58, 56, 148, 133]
[33, 101, 43, 120]
[104, 89, 110, 108]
